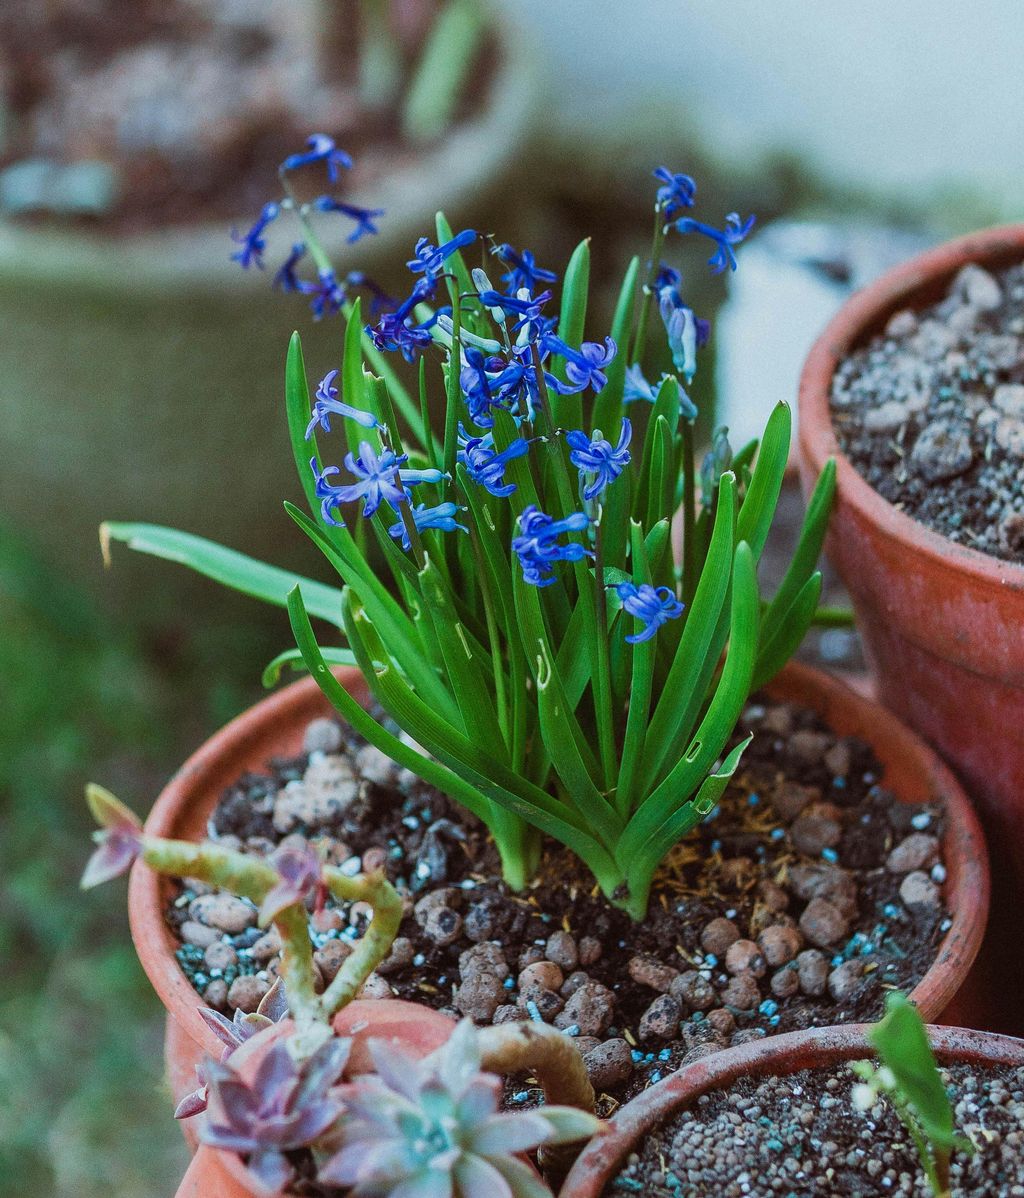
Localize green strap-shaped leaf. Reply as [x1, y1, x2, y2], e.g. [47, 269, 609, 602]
[549, 239, 590, 428]
[614, 522, 657, 816]
[261, 645, 357, 688]
[751, 572, 822, 691]
[625, 734, 752, 905]
[636, 472, 736, 794]
[619, 538, 759, 861]
[534, 639, 624, 849]
[285, 332, 321, 518]
[735, 401, 791, 561]
[101, 522, 344, 626]
[285, 501, 453, 714]
[593, 255, 641, 440]
[337, 591, 600, 846]
[760, 458, 835, 647]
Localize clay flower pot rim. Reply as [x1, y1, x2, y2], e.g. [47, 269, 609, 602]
[0, 9, 538, 299]
[798, 221, 1024, 595]
[130, 660, 989, 1069]
[559, 1023, 1024, 1198]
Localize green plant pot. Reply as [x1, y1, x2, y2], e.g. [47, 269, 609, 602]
[0, 11, 538, 624]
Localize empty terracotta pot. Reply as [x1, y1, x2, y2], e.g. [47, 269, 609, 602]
[797, 223, 1024, 1034]
[131, 660, 989, 1143]
[559, 1022, 1024, 1198]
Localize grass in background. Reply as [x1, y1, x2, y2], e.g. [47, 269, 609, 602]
[0, 523, 276, 1197]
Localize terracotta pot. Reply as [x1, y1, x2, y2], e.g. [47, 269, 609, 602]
[797, 223, 1024, 1034]
[174, 999, 456, 1198]
[131, 660, 988, 1140]
[560, 1023, 1024, 1198]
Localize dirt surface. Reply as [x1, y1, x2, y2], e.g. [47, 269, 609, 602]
[611, 1060, 1024, 1196]
[832, 260, 1024, 566]
[165, 696, 950, 1111]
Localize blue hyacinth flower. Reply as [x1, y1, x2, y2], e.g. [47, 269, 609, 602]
[367, 285, 446, 362]
[280, 134, 353, 183]
[674, 212, 756, 273]
[406, 230, 477, 291]
[311, 444, 409, 522]
[491, 243, 558, 294]
[298, 268, 347, 320]
[512, 505, 592, 587]
[653, 167, 697, 219]
[230, 202, 279, 270]
[388, 502, 468, 550]
[458, 430, 531, 497]
[615, 582, 685, 643]
[541, 335, 617, 395]
[306, 370, 379, 438]
[312, 196, 384, 243]
[566, 420, 632, 501]
[273, 242, 307, 292]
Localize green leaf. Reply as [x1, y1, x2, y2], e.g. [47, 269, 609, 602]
[261, 645, 356, 688]
[625, 734, 752, 906]
[401, 0, 486, 143]
[101, 522, 344, 625]
[760, 458, 835, 647]
[620, 537, 759, 863]
[868, 993, 958, 1150]
[736, 401, 791, 561]
[637, 472, 737, 794]
[751, 572, 822, 691]
[549, 239, 590, 427]
[593, 256, 641, 436]
[614, 522, 657, 815]
[285, 331, 320, 518]
[284, 501, 453, 713]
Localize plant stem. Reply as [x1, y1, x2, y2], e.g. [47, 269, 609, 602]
[319, 865, 404, 1017]
[629, 208, 666, 366]
[477, 1022, 595, 1113]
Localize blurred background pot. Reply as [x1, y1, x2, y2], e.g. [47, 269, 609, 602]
[559, 1023, 1024, 1198]
[0, 5, 537, 625]
[798, 223, 1024, 1036]
[133, 660, 988, 1142]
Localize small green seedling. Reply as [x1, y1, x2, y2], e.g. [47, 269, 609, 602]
[852, 992, 973, 1198]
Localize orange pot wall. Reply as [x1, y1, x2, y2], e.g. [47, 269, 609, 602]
[560, 1024, 1024, 1198]
[798, 224, 1024, 1035]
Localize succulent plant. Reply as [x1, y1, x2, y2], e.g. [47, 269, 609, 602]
[320, 1019, 600, 1198]
[202, 1035, 350, 1192]
[174, 980, 289, 1120]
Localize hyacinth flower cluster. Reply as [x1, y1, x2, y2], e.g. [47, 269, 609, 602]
[82, 790, 598, 1195]
[104, 159, 836, 920]
[230, 133, 394, 323]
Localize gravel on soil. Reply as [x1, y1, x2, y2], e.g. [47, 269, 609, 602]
[610, 1061, 1024, 1197]
[831, 261, 1024, 565]
[164, 699, 951, 1108]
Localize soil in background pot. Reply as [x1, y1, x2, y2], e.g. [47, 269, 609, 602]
[611, 1058, 1024, 1196]
[831, 261, 1024, 565]
[162, 697, 951, 1110]
[0, 0, 494, 231]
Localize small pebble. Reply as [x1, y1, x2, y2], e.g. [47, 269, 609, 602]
[701, 917, 741, 957]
